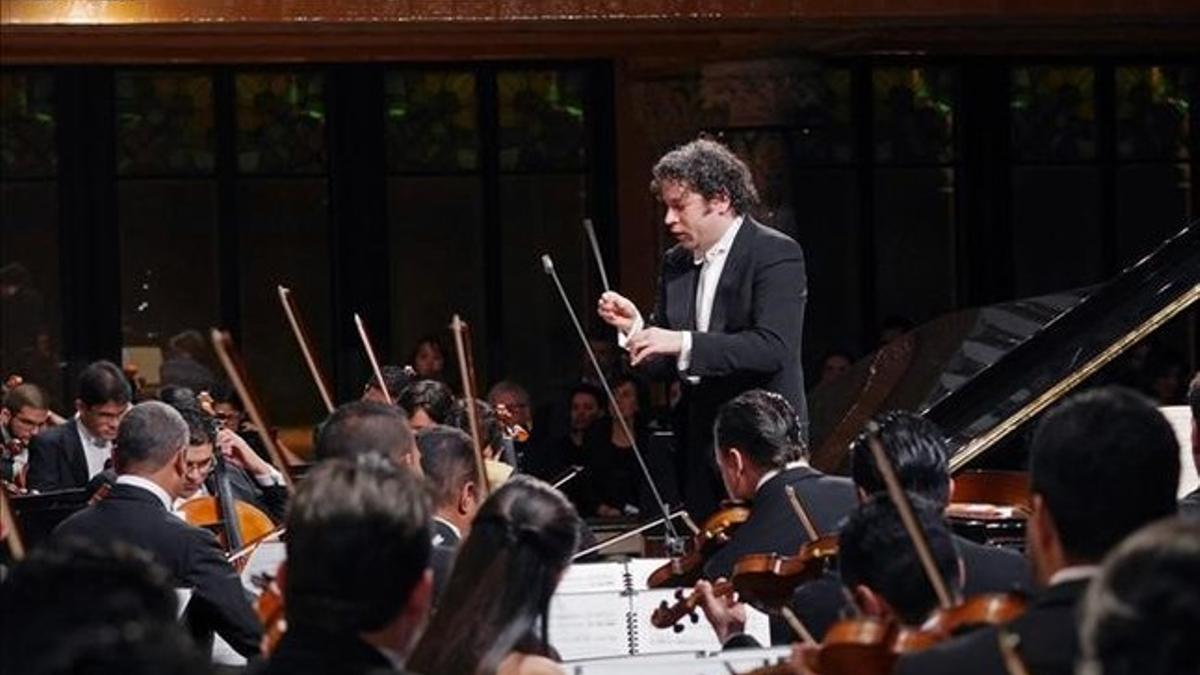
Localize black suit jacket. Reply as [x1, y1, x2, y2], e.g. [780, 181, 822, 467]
[431, 518, 461, 548]
[704, 465, 856, 581]
[957, 535, 1034, 596]
[1179, 487, 1200, 522]
[27, 418, 91, 492]
[204, 463, 289, 523]
[258, 624, 404, 675]
[893, 579, 1090, 675]
[52, 483, 263, 658]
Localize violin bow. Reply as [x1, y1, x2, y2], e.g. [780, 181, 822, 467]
[211, 329, 297, 490]
[540, 254, 683, 548]
[864, 422, 955, 609]
[0, 486, 25, 561]
[784, 484, 821, 542]
[582, 218, 612, 293]
[449, 315, 488, 497]
[353, 313, 392, 406]
[779, 606, 816, 645]
[277, 286, 335, 414]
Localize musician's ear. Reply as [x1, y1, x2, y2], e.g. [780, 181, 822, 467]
[459, 481, 479, 516]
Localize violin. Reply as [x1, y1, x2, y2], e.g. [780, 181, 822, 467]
[646, 502, 751, 588]
[921, 592, 1027, 636]
[494, 403, 530, 443]
[731, 534, 839, 609]
[800, 617, 946, 675]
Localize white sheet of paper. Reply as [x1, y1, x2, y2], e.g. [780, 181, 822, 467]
[1160, 406, 1197, 498]
[565, 646, 793, 674]
[548, 591, 633, 661]
[239, 539, 287, 596]
[625, 557, 674, 592]
[556, 560, 628, 595]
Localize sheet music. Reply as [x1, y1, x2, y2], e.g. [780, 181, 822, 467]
[630, 589, 772, 656]
[1160, 406, 1198, 498]
[548, 591, 633, 661]
[625, 557, 673, 591]
[567, 646, 793, 674]
[556, 560, 628, 595]
[239, 539, 286, 596]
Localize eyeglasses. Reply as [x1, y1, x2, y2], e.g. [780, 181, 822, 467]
[185, 457, 216, 475]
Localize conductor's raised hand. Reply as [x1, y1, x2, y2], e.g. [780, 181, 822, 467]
[597, 291, 639, 333]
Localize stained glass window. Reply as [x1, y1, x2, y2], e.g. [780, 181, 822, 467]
[1116, 66, 1194, 161]
[115, 71, 215, 175]
[236, 71, 326, 174]
[874, 67, 956, 164]
[498, 70, 587, 172]
[385, 71, 479, 173]
[791, 68, 853, 164]
[1, 71, 56, 178]
[1011, 67, 1096, 162]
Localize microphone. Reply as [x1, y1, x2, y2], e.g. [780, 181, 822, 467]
[540, 253, 685, 555]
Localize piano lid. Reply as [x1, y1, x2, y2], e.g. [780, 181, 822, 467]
[809, 223, 1199, 475]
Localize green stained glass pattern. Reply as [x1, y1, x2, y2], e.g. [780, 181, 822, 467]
[498, 70, 587, 172]
[792, 68, 853, 164]
[1116, 66, 1194, 161]
[874, 67, 956, 164]
[1012, 67, 1096, 162]
[236, 72, 326, 174]
[0, 72, 56, 178]
[116, 71, 215, 175]
[386, 71, 479, 173]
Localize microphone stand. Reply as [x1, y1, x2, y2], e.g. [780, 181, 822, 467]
[541, 254, 686, 557]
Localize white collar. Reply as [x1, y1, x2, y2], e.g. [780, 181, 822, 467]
[694, 215, 744, 265]
[755, 459, 809, 493]
[74, 412, 111, 448]
[115, 474, 175, 511]
[433, 516, 462, 542]
[1048, 564, 1100, 586]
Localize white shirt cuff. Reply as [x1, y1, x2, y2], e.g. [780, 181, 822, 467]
[254, 466, 285, 487]
[677, 331, 693, 372]
[617, 313, 645, 350]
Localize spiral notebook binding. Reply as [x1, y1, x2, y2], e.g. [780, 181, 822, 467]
[626, 609, 639, 655]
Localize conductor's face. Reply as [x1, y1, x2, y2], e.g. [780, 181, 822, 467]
[659, 180, 733, 253]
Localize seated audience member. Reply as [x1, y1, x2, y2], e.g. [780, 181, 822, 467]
[702, 389, 857, 581]
[51, 401, 262, 658]
[1, 381, 50, 488]
[585, 372, 652, 518]
[701, 494, 961, 649]
[28, 360, 131, 492]
[417, 424, 482, 602]
[314, 400, 421, 475]
[1178, 372, 1199, 521]
[894, 386, 1180, 675]
[175, 406, 289, 522]
[362, 364, 416, 406]
[407, 476, 581, 675]
[410, 336, 447, 382]
[0, 537, 208, 675]
[814, 349, 853, 389]
[398, 380, 456, 432]
[261, 456, 434, 675]
[1077, 517, 1200, 675]
[526, 383, 606, 510]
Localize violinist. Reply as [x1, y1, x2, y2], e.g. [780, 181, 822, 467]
[362, 364, 416, 406]
[261, 456, 434, 675]
[416, 424, 482, 601]
[448, 397, 515, 489]
[702, 389, 856, 581]
[314, 400, 422, 475]
[699, 494, 962, 650]
[174, 407, 288, 522]
[1, 381, 50, 489]
[894, 387, 1181, 675]
[27, 360, 131, 493]
[397, 380, 456, 432]
[51, 402, 262, 659]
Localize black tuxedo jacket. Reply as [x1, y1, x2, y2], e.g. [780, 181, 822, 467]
[258, 624, 404, 675]
[203, 463, 289, 523]
[52, 483, 263, 658]
[27, 418, 91, 492]
[703, 465, 856, 581]
[431, 518, 461, 548]
[894, 579, 1090, 675]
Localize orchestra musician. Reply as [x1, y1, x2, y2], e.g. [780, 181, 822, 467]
[314, 400, 422, 475]
[702, 389, 856, 582]
[397, 380, 456, 432]
[261, 456, 434, 675]
[598, 138, 809, 519]
[416, 424, 483, 600]
[51, 401, 262, 658]
[407, 476, 581, 675]
[1, 381, 50, 490]
[27, 360, 131, 493]
[362, 364, 416, 405]
[894, 387, 1181, 675]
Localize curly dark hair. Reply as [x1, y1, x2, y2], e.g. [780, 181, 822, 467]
[650, 138, 760, 215]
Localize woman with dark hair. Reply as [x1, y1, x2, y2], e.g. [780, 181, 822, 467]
[584, 370, 652, 518]
[409, 335, 447, 382]
[407, 475, 581, 675]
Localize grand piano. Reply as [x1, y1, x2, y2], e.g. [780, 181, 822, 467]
[807, 223, 1198, 488]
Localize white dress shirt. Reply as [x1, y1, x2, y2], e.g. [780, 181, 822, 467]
[620, 216, 745, 381]
[76, 414, 114, 480]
